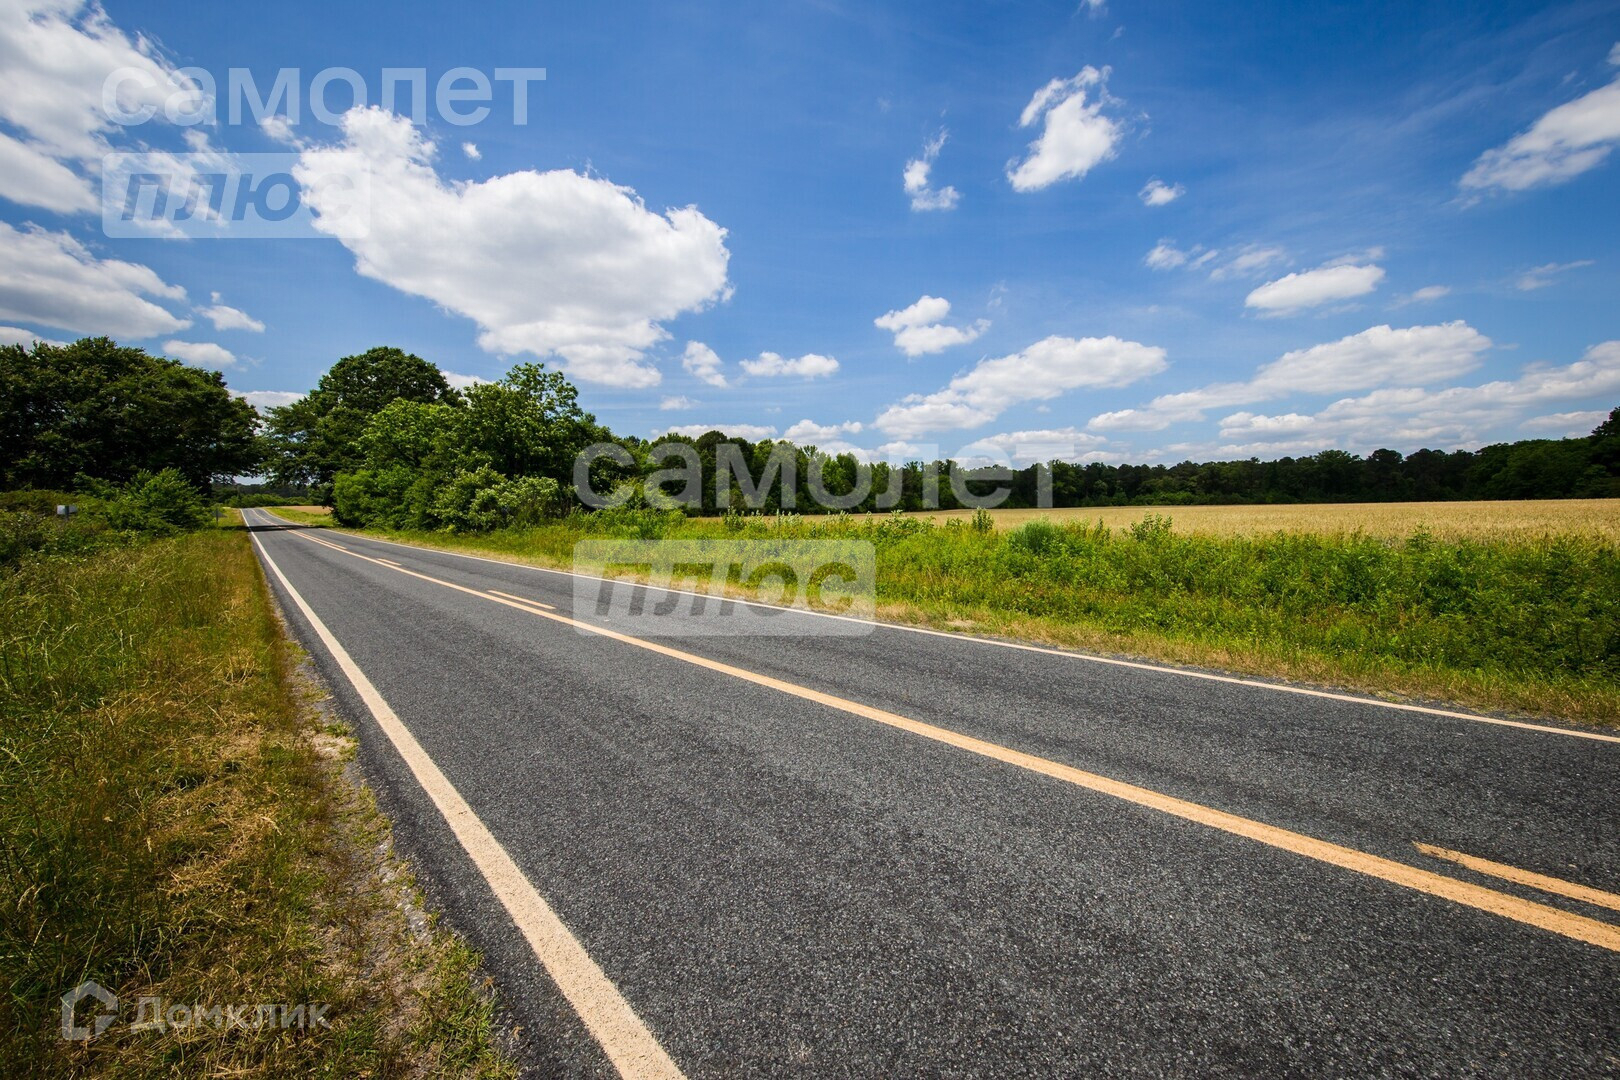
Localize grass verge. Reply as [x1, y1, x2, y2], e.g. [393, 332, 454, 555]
[0, 520, 516, 1078]
[283, 509, 1620, 728]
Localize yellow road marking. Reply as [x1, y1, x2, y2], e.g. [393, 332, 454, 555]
[249, 521, 684, 1079]
[1415, 842, 1620, 914]
[282, 524, 1620, 954]
[264, 510, 1620, 746]
[488, 588, 556, 610]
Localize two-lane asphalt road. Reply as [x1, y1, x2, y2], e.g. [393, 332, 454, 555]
[242, 508, 1620, 1077]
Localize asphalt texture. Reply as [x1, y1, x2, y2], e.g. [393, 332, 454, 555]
[241, 510, 1620, 1078]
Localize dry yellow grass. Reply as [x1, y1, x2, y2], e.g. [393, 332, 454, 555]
[267, 505, 334, 527]
[915, 499, 1620, 541]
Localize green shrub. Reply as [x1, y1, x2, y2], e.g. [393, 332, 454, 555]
[1127, 513, 1174, 544]
[430, 467, 561, 532]
[333, 466, 424, 528]
[1008, 518, 1065, 557]
[335, 464, 565, 532]
[582, 505, 684, 539]
[98, 469, 213, 534]
[0, 497, 112, 569]
[0, 510, 53, 568]
[0, 490, 77, 516]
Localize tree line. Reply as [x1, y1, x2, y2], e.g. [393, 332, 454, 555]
[2, 338, 1617, 530]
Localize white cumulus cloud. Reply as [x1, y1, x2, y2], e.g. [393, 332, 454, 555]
[903, 130, 959, 211]
[876, 335, 1167, 437]
[0, 0, 209, 213]
[680, 341, 727, 387]
[0, 221, 189, 339]
[1245, 262, 1386, 315]
[1520, 409, 1608, 434]
[659, 395, 697, 410]
[956, 426, 1115, 466]
[739, 351, 839, 378]
[198, 293, 265, 332]
[233, 390, 303, 411]
[873, 294, 989, 356]
[660, 423, 778, 441]
[163, 339, 237, 368]
[1462, 51, 1620, 192]
[1250, 321, 1488, 394]
[1214, 341, 1620, 454]
[1138, 178, 1183, 206]
[1088, 321, 1492, 432]
[296, 107, 731, 389]
[439, 370, 489, 390]
[1007, 67, 1124, 192]
[782, 419, 864, 444]
[0, 324, 68, 347]
[0, 131, 97, 213]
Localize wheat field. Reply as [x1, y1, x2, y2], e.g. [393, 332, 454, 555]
[916, 500, 1620, 540]
[289, 500, 1619, 540]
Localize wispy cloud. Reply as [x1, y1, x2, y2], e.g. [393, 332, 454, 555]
[1515, 260, 1593, 291]
[1462, 47, 1620, 193]
[903, 130, 960, 211]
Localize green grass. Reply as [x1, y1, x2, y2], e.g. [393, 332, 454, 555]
[0, 521, 515, 1078]
[290, 508, 1620, 727]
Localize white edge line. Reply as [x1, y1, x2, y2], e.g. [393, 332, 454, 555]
[259, 510, 1620, 745]
[247, 517, 685, 1080]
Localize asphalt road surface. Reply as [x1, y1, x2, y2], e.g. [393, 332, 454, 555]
[241, 509, 1620, 1078]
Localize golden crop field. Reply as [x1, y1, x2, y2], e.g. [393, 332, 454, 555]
[915, 500, 1620, 540]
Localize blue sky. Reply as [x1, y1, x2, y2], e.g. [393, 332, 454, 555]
[2, 0, 1618, 465]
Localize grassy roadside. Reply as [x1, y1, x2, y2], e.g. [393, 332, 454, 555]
[277, 507, 1620, 728]
[0, 518, 516, 1078]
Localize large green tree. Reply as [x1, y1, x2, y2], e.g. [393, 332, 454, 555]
[262, 346, 451, 495]
[457, 363, 601, 479]
[330, 362, 607, 528]
[0, 337, 259, 490]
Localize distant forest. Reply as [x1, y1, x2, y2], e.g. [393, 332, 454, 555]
[973, 426, 1619, 507]
[646, 412, 1620, 512]
[3, 339, 1617, 517]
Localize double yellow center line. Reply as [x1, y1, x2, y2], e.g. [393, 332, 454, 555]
[289, 528, 1620, 955]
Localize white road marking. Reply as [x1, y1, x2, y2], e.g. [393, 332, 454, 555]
[247, 514, 685, 1079]
[488, 587, 556, 610]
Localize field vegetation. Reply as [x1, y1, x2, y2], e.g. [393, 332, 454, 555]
[0, 521, 513, 1077]
[290, 504, 1620, 728]
[913, 499, 1620, 541]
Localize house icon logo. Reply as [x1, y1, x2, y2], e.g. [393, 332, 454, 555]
[61, 981, 118, 1041]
